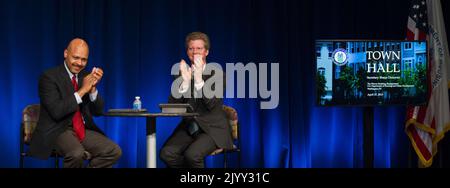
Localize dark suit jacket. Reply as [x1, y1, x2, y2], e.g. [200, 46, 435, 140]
[29, 64, 105, 159]
[169, 67, 233, 150]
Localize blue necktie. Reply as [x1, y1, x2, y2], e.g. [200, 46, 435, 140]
[188, 120, 199, 136]
[188, 77, 200, 136]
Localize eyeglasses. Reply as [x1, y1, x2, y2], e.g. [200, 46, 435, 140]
[187, 47, 205, 52]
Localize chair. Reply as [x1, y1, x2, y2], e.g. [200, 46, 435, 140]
[20, 104, 91, 168]
[20, 104, 61, 168]
[209, 105, 241, 168]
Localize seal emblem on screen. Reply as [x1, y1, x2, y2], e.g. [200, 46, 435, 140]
[332, 48, 348, 66]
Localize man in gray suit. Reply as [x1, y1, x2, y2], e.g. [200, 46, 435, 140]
[160, 32, 233, 168]
[29, 38, 122, 168]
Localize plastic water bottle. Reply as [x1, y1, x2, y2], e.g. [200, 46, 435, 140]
[133, 96, 142, 110]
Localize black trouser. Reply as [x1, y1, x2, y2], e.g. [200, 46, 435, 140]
[160, 123, 217, 168]
[55, 129, 122, 168]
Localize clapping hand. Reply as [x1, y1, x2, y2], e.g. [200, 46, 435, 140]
[192, 55, 203, 83]
[90, 67, 103, 93]
[180, 59, 192, 83]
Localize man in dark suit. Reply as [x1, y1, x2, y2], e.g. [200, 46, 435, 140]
[29, 38, 122, 168]
[160, 32, 233, 168]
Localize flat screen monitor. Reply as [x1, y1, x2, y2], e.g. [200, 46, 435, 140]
[315, 40, 427, 106]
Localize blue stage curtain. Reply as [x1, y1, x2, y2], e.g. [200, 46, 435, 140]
[0, 0, 429, 168]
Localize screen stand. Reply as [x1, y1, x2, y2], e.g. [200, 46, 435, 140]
[363, 107, 374, 168]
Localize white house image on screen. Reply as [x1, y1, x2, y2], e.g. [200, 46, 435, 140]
[402, 42, 426, 77]
[346, 41, 366, 98]
[401, 41, 426, 95]
[316, 42, 333, 104]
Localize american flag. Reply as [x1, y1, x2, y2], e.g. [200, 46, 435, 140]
[405, 0, 450, 167]
[407, 0, 428, 40]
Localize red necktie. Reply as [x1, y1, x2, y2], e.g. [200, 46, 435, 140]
[71, 75, 85, 141]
